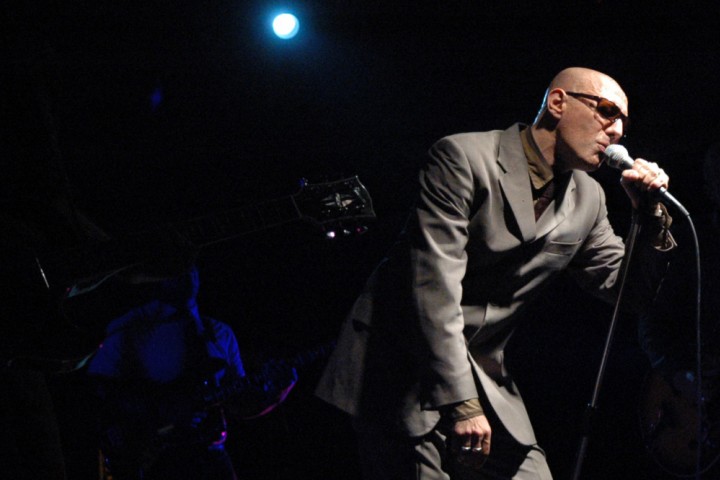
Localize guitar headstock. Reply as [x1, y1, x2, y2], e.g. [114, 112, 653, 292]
[293, 176, 376, 237]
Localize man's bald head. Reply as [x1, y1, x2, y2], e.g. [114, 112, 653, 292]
[534, 67, 628, 125]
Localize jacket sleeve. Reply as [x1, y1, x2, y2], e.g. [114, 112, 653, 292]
[567, 181, 675, 313]
[409, 136, 481, 409]
[566, 182, 626, 303]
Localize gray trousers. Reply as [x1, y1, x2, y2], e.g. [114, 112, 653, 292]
[353, 418, 553, 480]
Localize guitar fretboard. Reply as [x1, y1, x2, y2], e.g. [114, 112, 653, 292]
[41, 197, 302, 289]
[36, 176, 373, 291]
[202, 341, 335, 406]
[164, 196, 301, 248]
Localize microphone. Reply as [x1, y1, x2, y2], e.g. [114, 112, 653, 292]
[604, 144, 689, 216]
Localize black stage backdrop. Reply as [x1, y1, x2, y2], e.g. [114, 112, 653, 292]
[2, 2, 720, 479]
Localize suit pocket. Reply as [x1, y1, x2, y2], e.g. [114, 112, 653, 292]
[544, 238, 583, 256]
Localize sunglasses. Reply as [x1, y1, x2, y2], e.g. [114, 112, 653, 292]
[566, 91, 629, 130]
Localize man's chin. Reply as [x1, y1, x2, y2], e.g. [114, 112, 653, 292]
[574, 158, 602, 172]
[586, 154, 604, 171]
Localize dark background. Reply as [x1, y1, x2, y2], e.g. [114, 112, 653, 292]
[3, 1, 720, 479]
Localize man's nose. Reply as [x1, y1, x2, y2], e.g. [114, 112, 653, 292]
[605, 118, 624, 142]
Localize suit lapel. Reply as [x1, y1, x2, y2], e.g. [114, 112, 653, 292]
[535, 173, 576, 238]
[497, 125, 536, 243]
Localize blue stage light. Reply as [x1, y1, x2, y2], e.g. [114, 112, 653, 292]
[272, 13, 299, 40]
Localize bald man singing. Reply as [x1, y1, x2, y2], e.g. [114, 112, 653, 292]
[316, 67, 676, 479]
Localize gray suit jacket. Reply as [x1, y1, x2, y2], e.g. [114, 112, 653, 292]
[316, 124, 661, 444]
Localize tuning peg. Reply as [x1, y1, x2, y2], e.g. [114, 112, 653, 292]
[325, 229, 353, 239]
[324, 224, 370, 240]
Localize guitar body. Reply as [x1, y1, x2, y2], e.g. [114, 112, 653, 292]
[100, 390, 228, 478]
[97, 341, 332, 476]
[99, 387, 228, 478]
[639, 369, 720, 476]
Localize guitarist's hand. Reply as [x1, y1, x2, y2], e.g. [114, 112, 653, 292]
[261, 360, 298, 406]
[670, 369, 701, 403]
[226, 361, 298, 420]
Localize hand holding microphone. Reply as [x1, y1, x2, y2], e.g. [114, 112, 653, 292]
[604, 145, 689, 216]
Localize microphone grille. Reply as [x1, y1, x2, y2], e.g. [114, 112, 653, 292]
[604, 144, 631, 170]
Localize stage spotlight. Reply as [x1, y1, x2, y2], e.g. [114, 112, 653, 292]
[272, 13, 299, 40]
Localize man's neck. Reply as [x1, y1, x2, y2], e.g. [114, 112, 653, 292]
[528, 124, 557, 169]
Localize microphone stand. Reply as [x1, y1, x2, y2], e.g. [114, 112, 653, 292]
[571, 212, 642, 480]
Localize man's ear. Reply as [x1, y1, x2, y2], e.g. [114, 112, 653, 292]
[545, 88, 565, 120]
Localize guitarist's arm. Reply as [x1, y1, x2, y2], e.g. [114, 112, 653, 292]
[222, 360, 298, 420]
[241, 360, 298, 419]
[203, 316, 296, 419]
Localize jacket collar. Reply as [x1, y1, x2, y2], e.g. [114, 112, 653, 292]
[497, 124, 535, 242]
[497, 123, 575, 242]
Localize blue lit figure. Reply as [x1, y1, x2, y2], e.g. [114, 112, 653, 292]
[150, 86, 163, 112]
[272, 13, 299, 40]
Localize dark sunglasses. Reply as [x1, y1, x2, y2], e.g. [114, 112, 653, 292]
[566, 91, 629, 130]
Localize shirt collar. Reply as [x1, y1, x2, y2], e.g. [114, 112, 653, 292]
[520, 126, 554, 190]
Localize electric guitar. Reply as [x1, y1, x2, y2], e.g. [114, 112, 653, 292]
[4, 177, 373, 371]
[98, 341, 335, 477]
[638, 368, 720, 476]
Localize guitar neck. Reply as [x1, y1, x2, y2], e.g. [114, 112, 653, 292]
[178, 196, 303, 248]
[39, 176, 374, 291]
[42, 196, 302, 290]
[202, 341, 335, 406]
[167, 195, 302, 248]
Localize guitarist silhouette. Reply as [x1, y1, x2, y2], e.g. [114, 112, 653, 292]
[87, 266, 298, 480]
